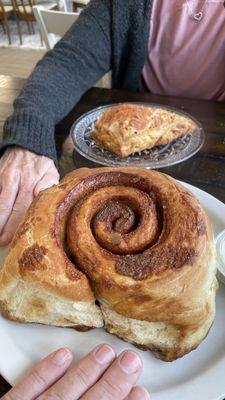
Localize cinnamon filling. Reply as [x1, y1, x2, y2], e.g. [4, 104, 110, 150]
[46, 171, 203, 280]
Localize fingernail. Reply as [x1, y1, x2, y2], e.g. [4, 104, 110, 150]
[93, 344, 115, 365]
[50, 348, 72, 366]
[120, 351, 142, 374]
[129, 386, 150, 400]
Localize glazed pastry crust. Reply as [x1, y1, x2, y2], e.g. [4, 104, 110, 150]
[0, 169, 104, 329]
[0, 167, 217, 360]
[92, 104, 197, 157]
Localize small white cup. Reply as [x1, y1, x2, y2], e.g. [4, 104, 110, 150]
[215, 230, 225, 284]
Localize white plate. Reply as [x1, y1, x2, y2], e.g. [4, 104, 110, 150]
[0, 181, 225, 400]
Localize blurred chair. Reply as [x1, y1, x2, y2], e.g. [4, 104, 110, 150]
[33, 5, 112, 88]
[73, 0, 89, 12]
[0, 0, 13, 44]
[11, 0, 57, 44]
[33, 6, 78, 49]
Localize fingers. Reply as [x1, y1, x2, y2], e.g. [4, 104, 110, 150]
[0, 149, 59, 246]
[2, 346, 147, 400]
[0, 181, 34, 246]
[33, 172, 59, 197]
[0, 169, 59, 246]
[127, 386, 150, 400]
[81, 350, 142, 400]
[37, 344, 116, 400]
[2, 348, 72, 400]
[0, 170, 20, 239]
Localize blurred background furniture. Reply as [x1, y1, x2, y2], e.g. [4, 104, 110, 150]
[11, 0, 57, 44]
[33, 6, 78, 49]
[0, 0, 87, 47]
[73, 0, 88, 12]
[33, 4, 111, 88]
[0, 0, 13, 44]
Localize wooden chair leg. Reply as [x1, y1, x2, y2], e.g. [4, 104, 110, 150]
[26, 20, 32, 34]
[30, 20, 35, 34]
[11, 8, 23, 45]
[2, 14, 12, 44]
[15, 16, 22, 44]
[1, 20, 6, 33]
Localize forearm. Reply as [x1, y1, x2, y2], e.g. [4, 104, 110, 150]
[1, 0, 111, 164]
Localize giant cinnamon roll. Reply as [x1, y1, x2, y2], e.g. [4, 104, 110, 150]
[0, 167, 217, 361]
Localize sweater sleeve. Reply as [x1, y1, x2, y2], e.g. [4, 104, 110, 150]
[1, 0, 111, 165]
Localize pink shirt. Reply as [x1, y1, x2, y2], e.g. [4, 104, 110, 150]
[140, 0, 225, 101]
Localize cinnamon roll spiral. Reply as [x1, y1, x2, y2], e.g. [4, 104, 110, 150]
[0, 167, 217, 361]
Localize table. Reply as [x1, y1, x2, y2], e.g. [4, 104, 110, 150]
[0, 74, 225, 395]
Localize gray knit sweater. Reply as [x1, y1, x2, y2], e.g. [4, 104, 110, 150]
[2, 0, 153, 164]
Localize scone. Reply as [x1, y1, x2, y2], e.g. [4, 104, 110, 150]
[91, 103, 198, 157]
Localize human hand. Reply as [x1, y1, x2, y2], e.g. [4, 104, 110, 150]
[0, 146, 59, 246]
[2, 345, 150, 400]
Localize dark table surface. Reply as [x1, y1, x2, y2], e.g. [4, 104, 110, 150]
[0, 74, 225, 396]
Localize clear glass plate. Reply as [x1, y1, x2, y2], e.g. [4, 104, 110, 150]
[70, 102, 205, 169]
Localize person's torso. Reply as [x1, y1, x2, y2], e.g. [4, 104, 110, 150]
[140, 0, 225, 101]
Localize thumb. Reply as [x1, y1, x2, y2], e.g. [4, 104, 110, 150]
[34, 174, 59, 197]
